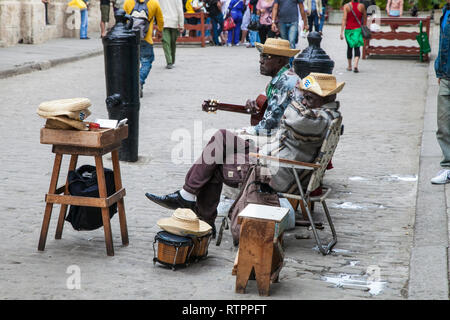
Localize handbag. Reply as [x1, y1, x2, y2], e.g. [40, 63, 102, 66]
[247, 19, 261, 31]
[227, 165, 280, 245]
[223, 15, 236, 31]
[65, 165, 117, 231]
[349, 3, 371, 39]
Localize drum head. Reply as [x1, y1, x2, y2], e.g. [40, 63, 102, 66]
[155, 231, 193, 247]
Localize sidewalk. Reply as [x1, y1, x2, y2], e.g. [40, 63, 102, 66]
[0, 33, 103, 79]
[0, 25, 448, 299]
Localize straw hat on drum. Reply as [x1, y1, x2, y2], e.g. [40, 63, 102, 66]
[157, 208, 212, 237]
[255, 38, 300, 57]
[298, 73, 345, 97]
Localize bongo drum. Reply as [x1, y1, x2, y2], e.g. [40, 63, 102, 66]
[191, 231, 212, 261]
[153, 231, 194, 270]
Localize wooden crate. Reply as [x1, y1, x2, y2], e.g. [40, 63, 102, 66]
[40, 125, 128, 148]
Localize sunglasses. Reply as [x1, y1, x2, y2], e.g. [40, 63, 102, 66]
[260, 53, 274, 60]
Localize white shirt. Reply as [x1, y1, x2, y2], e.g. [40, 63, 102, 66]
[160, 0, 184, 29]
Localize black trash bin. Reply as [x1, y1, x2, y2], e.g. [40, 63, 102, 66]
[103, 9, 140, 162]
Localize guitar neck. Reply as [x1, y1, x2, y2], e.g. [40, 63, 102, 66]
[211, 103, 256, 115]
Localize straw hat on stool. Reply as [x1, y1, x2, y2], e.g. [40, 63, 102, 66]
[37, 98, 92, 130]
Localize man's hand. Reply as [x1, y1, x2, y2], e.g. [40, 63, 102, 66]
[178, 27, 184, 33]
[245, 99, 260, 112]
[271, 22, 278, 33]
[240, 126, 257, 136]
[155, 29, 162, 39]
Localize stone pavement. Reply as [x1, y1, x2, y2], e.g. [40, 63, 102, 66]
[0, 24, 448, 301]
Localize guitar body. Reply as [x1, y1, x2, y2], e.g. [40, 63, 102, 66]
[202, 94, 268, 126]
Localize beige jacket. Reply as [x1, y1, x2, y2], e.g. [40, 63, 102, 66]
[305, 0, 322, 16]
[160, 0, 184, 29]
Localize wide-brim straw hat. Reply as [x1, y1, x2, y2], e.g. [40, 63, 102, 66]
[38, 98, 91, 112]
[298, 72, 345, 97]
[157, 208, 212, 237]
[38, 108, 91, 121]
[255, 38, 300, 57]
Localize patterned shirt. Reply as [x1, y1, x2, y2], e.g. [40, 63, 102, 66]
[253, 65, 301, 135]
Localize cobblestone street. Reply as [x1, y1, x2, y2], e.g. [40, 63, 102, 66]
[0, 24, 448, 300]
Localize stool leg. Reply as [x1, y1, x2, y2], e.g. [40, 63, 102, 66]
[95, 155, 114, 256]
[55, 154, 78, 239]
[111, 149, 129, 246]
[38, 153, 63, 251]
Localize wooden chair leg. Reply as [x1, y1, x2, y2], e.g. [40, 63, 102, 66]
[95, 155, 114, 256]
[55, 154, 78, 240]
[111, 150, 129, 246]
[38, 153, 63, 251]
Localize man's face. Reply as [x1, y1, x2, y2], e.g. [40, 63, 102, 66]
[259, 53, 282, 76]
[301, 90, 325, 109]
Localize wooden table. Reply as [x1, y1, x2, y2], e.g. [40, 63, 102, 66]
[38, 126, 129, 256]
[363, 16, 431, 61]
[233, 204, 289, 296]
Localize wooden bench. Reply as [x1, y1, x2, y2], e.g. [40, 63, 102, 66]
[152, 12, 212, 47]
[233, 204, 289, 296]
[363, 16, 431, 61]
[37, 126, 129, 256]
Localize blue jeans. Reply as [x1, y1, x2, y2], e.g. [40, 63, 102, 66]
[307, 10, 319, 32]
[249, 14, 260, 46]
[437, 79, 450, 167]
[211, 13, 224, 45]
[80, 9, 88, 39]
[278, 22, 298, 49]
[319, 6, 326, 32]
[140, 40, 155, 85]
[227, 11, 242, 45]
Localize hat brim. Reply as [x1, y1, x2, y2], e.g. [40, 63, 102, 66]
[38, 108, 91, 121]
[255, 42, 300, 58]
[299, 81, 345, 97]
[44, 116, 88, 131]
[38, 98, 91, 112]
[157, 217, 212, 237]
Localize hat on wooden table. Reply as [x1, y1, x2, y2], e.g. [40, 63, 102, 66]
[157, 208, 212, 237]
[37, 98, 91, 131]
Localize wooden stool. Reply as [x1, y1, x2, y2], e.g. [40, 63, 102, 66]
[38, 126, 129, 256]
[233, 204, 289, 296]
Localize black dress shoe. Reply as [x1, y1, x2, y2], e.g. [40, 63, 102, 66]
[145, 191, 196, 211]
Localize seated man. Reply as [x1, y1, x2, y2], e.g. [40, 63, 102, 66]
[146, 73, 345, 237]
[235, 38, 302, 137]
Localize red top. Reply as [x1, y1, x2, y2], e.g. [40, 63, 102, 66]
[346, 2, 363, 30]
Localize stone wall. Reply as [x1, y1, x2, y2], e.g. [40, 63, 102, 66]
[0, 0, 115, 47]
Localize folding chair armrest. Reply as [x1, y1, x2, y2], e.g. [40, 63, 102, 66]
[249, 152, 320, 170]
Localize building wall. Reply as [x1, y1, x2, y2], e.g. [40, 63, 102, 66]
[0, 0, 116, 47]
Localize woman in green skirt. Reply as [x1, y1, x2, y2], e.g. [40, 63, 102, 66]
[340, 0, 367, 73]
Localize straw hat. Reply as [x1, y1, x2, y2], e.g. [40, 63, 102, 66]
[255, 38, 300, 58]
[157, 208, 212, 237]
[37, 98, 91, 131]
[38, 98, 91, 112]
[44, 116, 88, 131]
[298, 73, 345, 97]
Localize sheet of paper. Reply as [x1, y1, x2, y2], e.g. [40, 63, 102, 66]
[94, 119, 118, 129]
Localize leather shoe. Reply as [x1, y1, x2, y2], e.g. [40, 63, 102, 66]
[145, 191, 196, 211]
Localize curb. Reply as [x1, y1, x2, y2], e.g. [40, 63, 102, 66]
[408, 24, 449, 300]
[0, 49, 103, 80]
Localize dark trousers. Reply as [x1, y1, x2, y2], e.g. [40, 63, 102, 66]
[258, 24, 276, 45]
[183, 129, 254, 226]
[346, 41, 361, 59]
[308, 10, 320, 32]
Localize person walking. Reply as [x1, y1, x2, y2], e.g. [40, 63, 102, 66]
[256, 0, 276, 44]
[386, 0, 403, 17]
[431, 0, 450, 184]
[271, 0, 308, 50]
[305, 0, 321, 33]
[204, 0, 224, 45]
[318, 0, 327, 34]
[160, 0, 184, 69]
[124, 0, 164, 97]
[100, 0, 111, 38]
[226, 0, 245, 46]
[340, 0, 366, 73]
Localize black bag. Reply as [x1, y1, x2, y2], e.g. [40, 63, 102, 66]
[65, 165, 117, 231]
[247, 19, 261, 31]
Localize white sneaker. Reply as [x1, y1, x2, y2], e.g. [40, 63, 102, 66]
[430, 169, 450, 184]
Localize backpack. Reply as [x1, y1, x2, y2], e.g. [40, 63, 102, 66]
[65, 165, 117, 231]
[131, 0, 151, 40]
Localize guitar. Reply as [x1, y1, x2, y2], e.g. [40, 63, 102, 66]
[202, 94, 268, 126]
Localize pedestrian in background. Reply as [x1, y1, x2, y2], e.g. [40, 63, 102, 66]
[386, 0, 403, 17]
[256, 0, 275, 44]
[124, 0, 164, 97]
[160, 0, 184, 69]
[340, 0, 366, 73]
[305, 0, 321, 33]
[431, 0, 450, 184]
[204, 0, 224, 45]
[271, 0, 308, 50]
[100, 0, 111, 37]
[185, 0, 202, 37]
[318, 0, 327, 34]
[226, 0, 244, 46]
